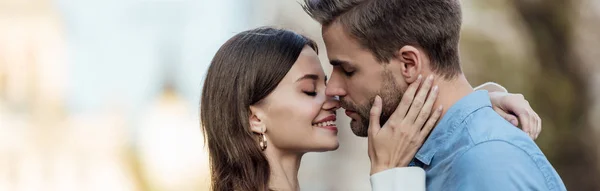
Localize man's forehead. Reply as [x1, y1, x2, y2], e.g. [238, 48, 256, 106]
[322, 23, 366, 63]
[321, 22, 347, 42]
[322, 24, 352, 52]
[320, 22, 337, 37]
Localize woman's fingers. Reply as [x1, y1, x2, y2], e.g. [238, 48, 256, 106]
[405, 75, 434, 123]
[531, 111, 541, 140]
[391, 75, 423, 121]
[368, 95, 383, 136]
[414, 85, 439, 127]
[493, 107, 519, 126]
[419, 105, 443, 141]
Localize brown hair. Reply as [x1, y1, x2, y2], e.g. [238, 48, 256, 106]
[303, 0, 463, 79]
[200, 27, 317, 191]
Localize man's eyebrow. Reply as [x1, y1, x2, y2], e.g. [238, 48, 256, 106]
[330, 59, 349, 66]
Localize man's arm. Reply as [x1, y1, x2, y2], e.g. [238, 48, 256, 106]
[449, 141, 561, 191]
[370, 167, 425, 191]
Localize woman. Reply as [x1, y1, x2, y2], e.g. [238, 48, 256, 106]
[200, 27, 539, 190]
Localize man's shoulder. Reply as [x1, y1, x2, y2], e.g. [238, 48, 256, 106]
[454, 140, 535, 166]
[434, 108, 566, 190]
[462, 107, 535, 147]
[448, 140, 566, 191]
[432, 107, 539, 164]
[450, 107, 547, 166]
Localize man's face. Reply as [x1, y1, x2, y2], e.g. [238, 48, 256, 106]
[322, 23, 408, 137]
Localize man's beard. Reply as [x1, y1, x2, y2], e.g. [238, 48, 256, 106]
[341, 73, 404, 137]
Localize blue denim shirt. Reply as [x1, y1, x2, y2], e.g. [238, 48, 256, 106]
[412, 90, 566, 190]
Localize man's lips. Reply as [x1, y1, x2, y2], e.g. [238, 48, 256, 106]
[345, 110, 359, 120]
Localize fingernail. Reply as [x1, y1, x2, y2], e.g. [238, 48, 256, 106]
[433, 85, 438, 92]
[417, 75, 422, 81]
[428, 75, 434, 81]
[438, 105, 443, 111]
[376, 95, 381, 104]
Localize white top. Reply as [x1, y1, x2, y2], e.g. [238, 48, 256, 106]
[474, 82, 508, 93]
[370, 167, 426, 191]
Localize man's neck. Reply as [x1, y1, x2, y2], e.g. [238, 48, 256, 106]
[264, 148, 303, 191]
[431, 74, 474, 121]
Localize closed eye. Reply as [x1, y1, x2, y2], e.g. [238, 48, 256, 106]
[304, 91, 317, 96]
[331, 59, 355, 77]
[343, 70, 355, 76]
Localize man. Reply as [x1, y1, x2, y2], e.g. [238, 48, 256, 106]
[303, 0, 566, 190]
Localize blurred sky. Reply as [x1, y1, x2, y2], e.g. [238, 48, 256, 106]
[56, 0, 251, 116]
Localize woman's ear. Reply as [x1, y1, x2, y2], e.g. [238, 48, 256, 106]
[397, 45, 424, 84]
[249, 105, 267, 134]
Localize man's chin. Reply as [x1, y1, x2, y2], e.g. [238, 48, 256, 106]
[350, 120, 368, 137]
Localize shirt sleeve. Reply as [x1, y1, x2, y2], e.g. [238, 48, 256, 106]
[370, 167, 426, 191]
[474, 82, 508, 93]
[449, 140, 559, 191]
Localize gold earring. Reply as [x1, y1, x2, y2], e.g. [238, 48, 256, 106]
[259, 133, 267, 151]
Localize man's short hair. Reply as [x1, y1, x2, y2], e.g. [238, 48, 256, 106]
[303, 0, 463, 79]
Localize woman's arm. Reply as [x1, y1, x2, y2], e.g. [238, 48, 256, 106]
[475, 82, 542, 139]
[371, 167, 426, 191]
[474, 82, 508, 93]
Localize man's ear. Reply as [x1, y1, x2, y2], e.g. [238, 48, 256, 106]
[394, 45, 423, 84]
[249, 105, 267, 134]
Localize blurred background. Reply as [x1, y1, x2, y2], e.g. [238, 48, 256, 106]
[0, 0, 598, 190]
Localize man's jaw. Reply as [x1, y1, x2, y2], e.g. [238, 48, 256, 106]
[350, 120, 369, 137]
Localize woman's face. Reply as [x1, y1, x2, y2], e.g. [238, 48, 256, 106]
[252, 46, 340, 153]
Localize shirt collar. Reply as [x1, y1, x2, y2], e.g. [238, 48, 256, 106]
[414, 90, 492, 165]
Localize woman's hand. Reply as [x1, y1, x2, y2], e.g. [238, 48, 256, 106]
[489, 92, 542, 140]
[475, 82, 542, 140]
[368, 75, 442, 175]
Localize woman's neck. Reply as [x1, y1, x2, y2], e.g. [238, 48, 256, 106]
[264, 148, 304, 191]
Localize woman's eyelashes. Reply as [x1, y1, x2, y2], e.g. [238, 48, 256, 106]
[301, 84, 317, 96]
[303, 89, 317, 96]
[299, 76, 326, 97]
[304, 91, 317, 96]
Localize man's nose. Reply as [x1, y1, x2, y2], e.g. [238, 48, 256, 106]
[325, 72, 347, 97]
